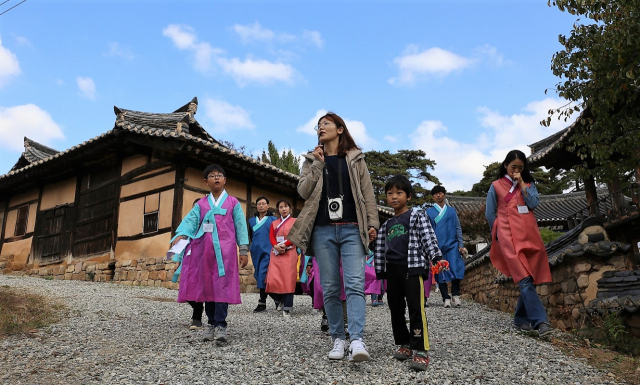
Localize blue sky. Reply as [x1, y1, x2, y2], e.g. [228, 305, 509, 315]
[0, 0, 578, 191]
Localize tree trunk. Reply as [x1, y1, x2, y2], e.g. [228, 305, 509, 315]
[584, 175, 599, 217]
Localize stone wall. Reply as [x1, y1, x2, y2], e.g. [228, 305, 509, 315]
[462, 252, 632, 330]
[5, 257, 259, 293]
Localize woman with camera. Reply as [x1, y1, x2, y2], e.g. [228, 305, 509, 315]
[289, 112, 379, 362]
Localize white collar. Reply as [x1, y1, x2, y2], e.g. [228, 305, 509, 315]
[209, 190, 228, 207]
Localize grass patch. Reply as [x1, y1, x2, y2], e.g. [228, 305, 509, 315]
[0, 286, 65, 337]
[547, 314, 640, 384]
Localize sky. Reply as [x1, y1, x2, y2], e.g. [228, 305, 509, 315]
[0, 0, 580, 192]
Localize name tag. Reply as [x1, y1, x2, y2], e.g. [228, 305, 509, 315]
[277, 236, 285, 244]
[203, 223, 214, 232]
[517, 205, 530, 214]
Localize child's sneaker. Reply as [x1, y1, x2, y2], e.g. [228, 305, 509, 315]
[410, 352, 430, 371]
[253, 304, 266, 313]
[283, 310, 291, 318]
[203, 324, 215, 341]
[348, 338, 370, 362]
[214, 326, 227, 345]
[393, 346, 412, 361]
[452, 296, 461, 307]
[320, 314, 329, 333]
[328, 338, 346, 360]
[444, 299, 451, 308]
[189, 319, 203, 330]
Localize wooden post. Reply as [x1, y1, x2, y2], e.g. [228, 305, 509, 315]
[0, 199, 9, 256]
[584, 174, 599, 217]
[171, 162, 186, 237]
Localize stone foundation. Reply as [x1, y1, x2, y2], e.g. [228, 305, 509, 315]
[4, 256, 259, 293]
[462, 252, 632, 330]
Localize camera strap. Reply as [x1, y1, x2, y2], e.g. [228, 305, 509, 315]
[323, 158, 344, 199]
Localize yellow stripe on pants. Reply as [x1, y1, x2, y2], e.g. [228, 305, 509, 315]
[419, 275, 430, 350]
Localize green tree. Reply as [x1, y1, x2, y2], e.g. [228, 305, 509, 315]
[467, 162, 502, 197]
[532, 167, 573, 195]
[365, 149, 440, 206]
[545, 0, 640, 181]
[260, 140, 301, 175]
[220, 140, 248, 155]
[457, 204, 491, 242]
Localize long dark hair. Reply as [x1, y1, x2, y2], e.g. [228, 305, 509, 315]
[318, 112, 360, 157]
[497, 149, 534, 183]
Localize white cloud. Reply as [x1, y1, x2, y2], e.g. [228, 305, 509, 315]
[202, 98, 255, 133]
[13, 34, 31, 47]
[107, 42, 134, 60]
[163, 24, 198, 49]
[296, 109, 376, 150]
[163, 24, 224, 73]
[232, 22, 322, 48]
[302, 30, 323, 48]
[0, 37, 21, 88]
[389, 45, 473, 85]
[164, 24, 297, 85]
[0, 104, 64, 152]
[474, 44, 506, 66]
[410, 120, 492, 192]
[217, 57, 296, 86]
[384, 135, 398, 143]
[409, 98, 573, 191]
[76, 76, 96, 100]
[233, 22, 276, 43]
[296, 109, 327, 136]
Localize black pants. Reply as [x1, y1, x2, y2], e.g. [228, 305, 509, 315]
[386, 263, 430, 351]
[259, 289, 281, 305]
[438, 279, 461, 301]
[188, 301, 203, 321]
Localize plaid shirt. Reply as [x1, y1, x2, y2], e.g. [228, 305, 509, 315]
[374, 208, 442, 278]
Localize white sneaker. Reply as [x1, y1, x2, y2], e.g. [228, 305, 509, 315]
[453, 296, 461, 307]
[283, 310, 291, 318]
[348, 339, 370, 362]
[328, 338, 346, 360]
[444, 299, 451, 308]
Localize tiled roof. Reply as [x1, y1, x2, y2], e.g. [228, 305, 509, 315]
[527, 109, 587, 168]
[437, 189, 611, 226]
[0, 98, 299, 186]
[10, 137, 60, 172]
[465, 216, 632, 282]
[114, 97, 217, 144]
[584, 270, 640, 316]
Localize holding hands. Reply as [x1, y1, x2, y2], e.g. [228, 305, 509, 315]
[273, 243, 287, 254]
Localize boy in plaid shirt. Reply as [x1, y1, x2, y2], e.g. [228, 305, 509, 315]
[374, 175, 442, 371]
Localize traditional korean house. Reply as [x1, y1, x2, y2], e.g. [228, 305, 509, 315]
[0, 98, 305, 290]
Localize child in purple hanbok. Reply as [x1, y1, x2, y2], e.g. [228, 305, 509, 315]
[170, 164, 249, 345]
[365, 251, 385, 306]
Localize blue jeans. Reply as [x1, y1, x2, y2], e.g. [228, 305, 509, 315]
[514, 276, 548, 329]
[312, 224, 366, 341]
[204, 302, 229, 328]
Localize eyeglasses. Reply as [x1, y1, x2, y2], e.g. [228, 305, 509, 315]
[208, 174, 225, 180]
[314, 121, 335, 131]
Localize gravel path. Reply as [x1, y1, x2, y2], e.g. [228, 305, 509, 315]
[0, 275, 624, 385]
